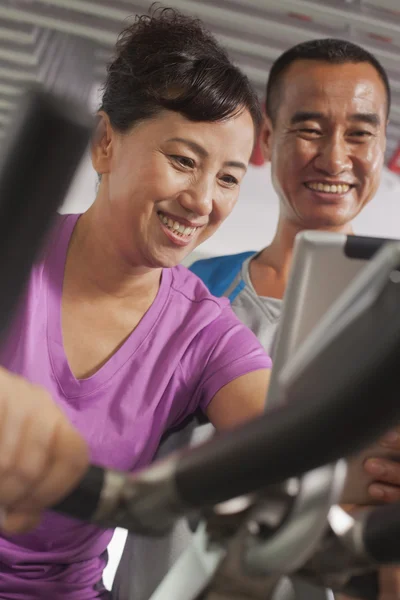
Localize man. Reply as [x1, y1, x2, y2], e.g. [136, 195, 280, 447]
[113, 39, 400, 600]
[190, 38, 400, 599]
[191, 38, 399, 504]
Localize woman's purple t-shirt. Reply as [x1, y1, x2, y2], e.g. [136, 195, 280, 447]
[0, 213, 271, 599]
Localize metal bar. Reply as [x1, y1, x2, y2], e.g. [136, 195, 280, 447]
[0, 112, 11, 126]
[389, 78, 400, 94]
[241, 0, 400, 42]
[0, 67, 36, 84]
[0, 82, 23, 96]
[0, 5, 117, 46]
[389, 105, 400, 118]
[217, 33, 283, 62]
[10, 0, 329, 45]
[0, 18, 35, 45]
[0, 97, 15, 111]
[35, 0, 133, 22]
[0, 42, 37, 67]
[362, 0, 400, 13]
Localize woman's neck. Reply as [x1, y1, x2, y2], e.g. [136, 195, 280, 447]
[65, 205, 161, 303]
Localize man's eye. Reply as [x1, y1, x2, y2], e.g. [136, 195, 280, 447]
[350, 131, 373, 138]
[299, 128, 321, 136]
[171, 155, 195, 168]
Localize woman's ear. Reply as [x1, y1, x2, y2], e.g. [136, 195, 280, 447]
[91, 111, 114, 175]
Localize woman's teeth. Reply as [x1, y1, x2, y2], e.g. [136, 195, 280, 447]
[306, 182, 351, 194]
[158, 212, 198, 237]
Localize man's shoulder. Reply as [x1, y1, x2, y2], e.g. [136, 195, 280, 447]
[189, 251, 256, 297]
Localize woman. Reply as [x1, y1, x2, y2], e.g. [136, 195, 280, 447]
[0, 8, 271, 599]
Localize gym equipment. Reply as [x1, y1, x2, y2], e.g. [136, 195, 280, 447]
[0, 87, 92, 342]
[55, 241, 400, 600]
[2, 86, 400, 599]
[267, 229, 397, 409]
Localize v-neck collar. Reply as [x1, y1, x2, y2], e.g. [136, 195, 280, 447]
[46, 214, 171, 399]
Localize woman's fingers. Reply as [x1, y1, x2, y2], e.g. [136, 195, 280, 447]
[0, 367, 88, 531]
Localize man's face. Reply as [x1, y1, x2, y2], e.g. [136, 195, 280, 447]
[262, 60, 387, 229]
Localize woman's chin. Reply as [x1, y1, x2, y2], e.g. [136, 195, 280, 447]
[147, 247, 191, 269]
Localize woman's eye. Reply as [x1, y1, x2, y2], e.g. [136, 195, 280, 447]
[220, 175, 239, 187]
[171, 155, 195, 168]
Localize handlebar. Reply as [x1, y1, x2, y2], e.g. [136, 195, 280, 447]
[0, 87, 91, 342]
[362, 502, 400, 564]
[3, 88, 400, 553]
[298, 502, 400, 598]
[54, 246, 400, 530]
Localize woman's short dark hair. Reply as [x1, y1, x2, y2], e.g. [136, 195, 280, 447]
[266, 38, 391, 124]
[100, 7, 262, 135]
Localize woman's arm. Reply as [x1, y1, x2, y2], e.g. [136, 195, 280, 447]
[205, 369, 270, 430]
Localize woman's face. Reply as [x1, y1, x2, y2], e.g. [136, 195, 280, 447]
[92, 109, 255, 268]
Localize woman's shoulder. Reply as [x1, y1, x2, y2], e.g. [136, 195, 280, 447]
[169, 264, 230, 310]
[25, 214, 79, 291]
[36, 213, 78, 265]
[168, 264, 260, 348]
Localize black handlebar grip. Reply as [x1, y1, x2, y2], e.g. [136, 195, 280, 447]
[0, 86, 91, 342]
[53, 465, 105, 521]
[363, 503, 400, 564]
[344, 235, 393, 261]
[340, 572, 379, 600]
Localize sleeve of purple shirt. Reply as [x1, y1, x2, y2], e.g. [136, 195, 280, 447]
[179, 304, 272, 416]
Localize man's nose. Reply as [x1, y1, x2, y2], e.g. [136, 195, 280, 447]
[314, 134, 352, 176]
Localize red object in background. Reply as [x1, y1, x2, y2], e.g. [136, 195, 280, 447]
[368, 32, 392, 43]
[288, 12, 313, 22]
[250, 133, 265, 166]
[388, 146, 400, 174]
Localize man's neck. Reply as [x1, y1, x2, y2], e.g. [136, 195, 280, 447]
[250, 217, 354, 300]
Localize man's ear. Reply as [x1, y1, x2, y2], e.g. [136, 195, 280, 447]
[91, 111, 114, 175]
[259, 114, 273, 163]
[383, 118, 389, 154]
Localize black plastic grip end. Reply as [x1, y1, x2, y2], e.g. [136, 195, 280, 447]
[344, 235, 394, 260]
[53, 465, 105, 522]
[363, 503, 400, 564]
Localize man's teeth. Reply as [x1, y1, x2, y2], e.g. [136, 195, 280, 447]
[158, 212, 197, 237]
[307, 182, 351, 194]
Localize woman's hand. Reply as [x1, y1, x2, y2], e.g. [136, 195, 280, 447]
[0, 367, 88, 533]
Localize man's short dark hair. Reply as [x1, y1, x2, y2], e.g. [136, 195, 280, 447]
[266, 38, 391, 124]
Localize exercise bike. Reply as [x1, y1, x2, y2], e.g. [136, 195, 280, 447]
[2, 88, 400, 600]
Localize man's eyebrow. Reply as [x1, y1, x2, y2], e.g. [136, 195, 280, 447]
[289, 111, 381, 127]
[166, 137, 247, 170]
[348, 112, 381, 126]
[290, 111, 324, 125]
